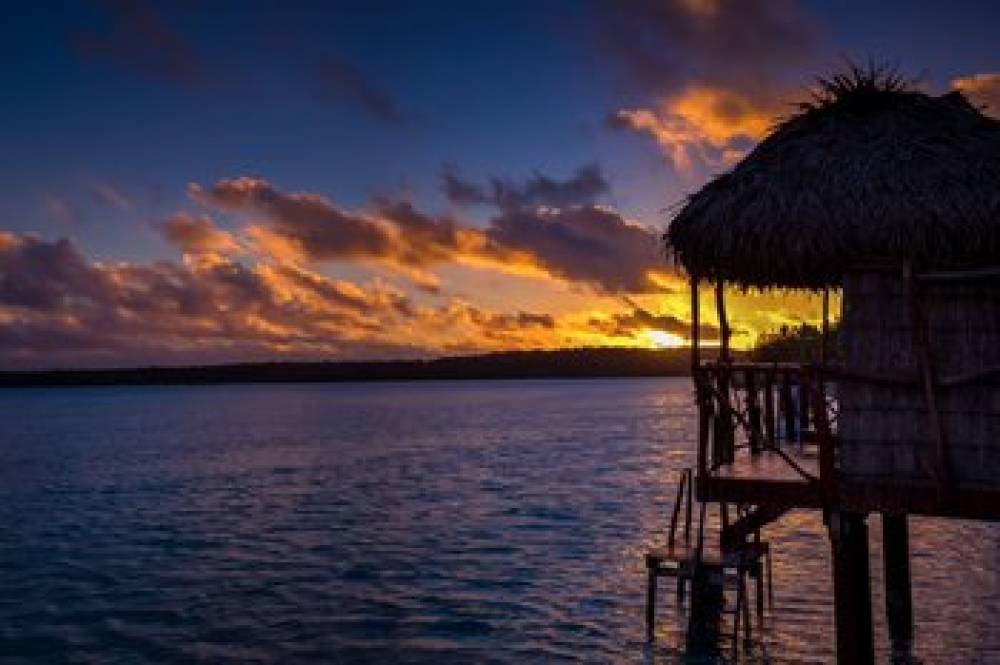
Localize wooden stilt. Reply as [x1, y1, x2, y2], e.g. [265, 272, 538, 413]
[883, 514, 913, 656]
[829, 512, 874, 665]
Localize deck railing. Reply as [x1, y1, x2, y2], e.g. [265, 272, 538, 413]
[693, 361, 839, 503]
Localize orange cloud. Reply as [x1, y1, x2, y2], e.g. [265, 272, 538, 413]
[160, 212, 241, 256]
[613, 84, 781, 173]
[189, 173, 669, 294]
[598, 0, 819, 175]
[952, 72, 1000, 118]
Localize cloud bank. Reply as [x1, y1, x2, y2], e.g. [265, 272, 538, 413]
[188, 169, 668, 295]
[0, 231, 591, 368]
[0, 166, 696, 368]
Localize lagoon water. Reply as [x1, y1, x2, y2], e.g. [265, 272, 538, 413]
[1, 378, 999, 663]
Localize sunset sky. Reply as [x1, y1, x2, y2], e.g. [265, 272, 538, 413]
[1, 1, 998, 368]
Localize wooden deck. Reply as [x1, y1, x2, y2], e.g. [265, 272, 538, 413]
[712, 449, 819, 482]
[700, 449, 824, 508]
[700, 448, 1000, 520]
[691, 360, 1000, 520]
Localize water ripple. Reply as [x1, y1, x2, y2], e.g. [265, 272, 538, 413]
[0, 380, 998, 663]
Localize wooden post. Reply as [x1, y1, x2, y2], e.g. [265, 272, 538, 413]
[668, 471, 687, 548]
[781, 371, 795, 444]
[691, 276, 711, 483]
[715, 281, 731, 362]
[829, 512, 874, 665]
[754, 531, 765, 619]
[715, 281, 733, 463]
[690, 276, 700, 373]
[685, 468, 693, 541]
[883, 514, 913, 656]
[799, 370, 810, 435]
[809, 367, 838, 504]
[821, 288, 830, 364]
[698, 386, 711, 489]
[696, 498, 708, 559]
[763, 368, 775, 445]
[746, 368, 761, 454]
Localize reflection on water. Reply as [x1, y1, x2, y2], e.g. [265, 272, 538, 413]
[0, 379, 997, 663]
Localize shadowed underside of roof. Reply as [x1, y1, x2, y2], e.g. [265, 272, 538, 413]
[666, 68, 1000, 290]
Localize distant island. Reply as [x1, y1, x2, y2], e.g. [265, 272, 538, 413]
[0, 347, 715, 387]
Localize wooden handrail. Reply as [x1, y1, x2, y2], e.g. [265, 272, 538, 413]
[699, 360, 1000, 389]
[803, 366, 837, 507]
[695, 372, 821, 486]
[668, 469, 689, 548]
[698, 360, 807, 371]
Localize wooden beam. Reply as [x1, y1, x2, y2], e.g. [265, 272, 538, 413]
[715, 281, 730, 362]
[917, 265, 1000, 281]
[701, 474, 1000, 520]
[690, 275, 700, 372]
[902, 263, 955, 509]
[714, 281, 733, 463]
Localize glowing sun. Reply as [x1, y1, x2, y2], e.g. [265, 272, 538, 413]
[644, 329, 686, 349]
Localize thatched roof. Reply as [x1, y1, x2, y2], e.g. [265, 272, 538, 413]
[667, 69, 1000, 289]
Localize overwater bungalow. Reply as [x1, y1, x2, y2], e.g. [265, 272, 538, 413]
[648, 67, 1000, 663]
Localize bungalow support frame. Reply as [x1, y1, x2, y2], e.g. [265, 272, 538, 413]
[687, 276, 882, 664]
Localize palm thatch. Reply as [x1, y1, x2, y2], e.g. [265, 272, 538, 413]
[667, 66, 1000, 289]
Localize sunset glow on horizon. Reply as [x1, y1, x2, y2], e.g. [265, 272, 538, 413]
[644, 329, 687, 349]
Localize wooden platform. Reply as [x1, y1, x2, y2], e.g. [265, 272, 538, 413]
[700, 449, 824, 508]
[700, 448, 1000, 520]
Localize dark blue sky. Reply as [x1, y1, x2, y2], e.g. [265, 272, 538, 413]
[4, 1, 993, 257]
[0, 1, 998, 367]
[4, 2, 613, 260]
